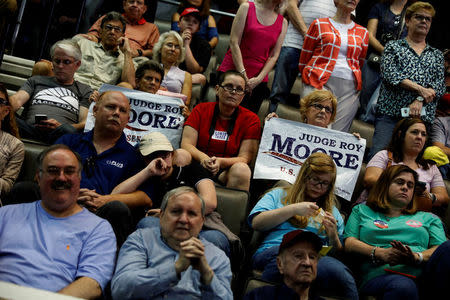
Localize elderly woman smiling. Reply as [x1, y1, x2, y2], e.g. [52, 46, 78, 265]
[152, 31, 192, 106]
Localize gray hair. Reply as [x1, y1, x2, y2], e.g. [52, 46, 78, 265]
[152, 31, 185, 66]
[50, 39, 82, 62]
[160, 186, 205, 217]
[38, 144, 83, 175]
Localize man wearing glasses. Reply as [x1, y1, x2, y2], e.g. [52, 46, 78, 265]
[9, 39, 92, 144]
[73, 11, 136, 90]
[85, 0, 159, 59]
[0, 144, 116, 298]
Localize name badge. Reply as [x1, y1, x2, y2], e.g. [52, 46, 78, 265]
[212, 130, 228, 141]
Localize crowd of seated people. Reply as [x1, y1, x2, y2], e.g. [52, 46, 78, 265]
[1, 0, 450, 299]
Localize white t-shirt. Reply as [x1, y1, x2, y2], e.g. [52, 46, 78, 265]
[329, 19, 354, 80]
[283, 0, 336, 49]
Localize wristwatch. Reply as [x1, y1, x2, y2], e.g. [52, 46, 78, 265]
[137, 49, 143, 56]
[416, 96, 424, 102]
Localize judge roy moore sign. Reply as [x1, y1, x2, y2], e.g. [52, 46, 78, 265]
[253, 118, 366, 201]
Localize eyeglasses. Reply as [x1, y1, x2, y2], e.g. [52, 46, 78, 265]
[104, 24, 124, 33]
[220, 84, 245, 95]
[164, 42, 181, 50]
[309, 103, 333, 114]
[83, 156, 96, 178]
[41, 166, 78, 177]
[393, 15, 401, 26]
[52, 58, 75, 65]
[0, 97, 9, 105]
[307, 176, 331, 190]
[412, 14, 432, 23]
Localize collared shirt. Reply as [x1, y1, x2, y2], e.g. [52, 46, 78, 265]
[56, 130, 142, 195]
[73, 36, 126, 90]
[299, 18, 369, 90]
[88, 14, 159, 52]
[376, 39, 445, 124]
[111, 226, 233, 299]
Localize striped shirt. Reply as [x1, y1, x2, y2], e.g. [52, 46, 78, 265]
[299, 18, 369, 90]
[283, 0, 337, 49]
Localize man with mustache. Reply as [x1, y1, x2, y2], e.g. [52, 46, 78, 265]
[111, 186, 232, 299]
[56, 90, 148, 247]
[73, 11, 136, 90]
[0, 144, 116, 298]
[244, 230, 323, 300]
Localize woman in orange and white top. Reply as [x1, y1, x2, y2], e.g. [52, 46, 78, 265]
[299, 0, 368, 133]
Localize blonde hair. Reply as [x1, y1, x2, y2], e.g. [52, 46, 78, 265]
[406, 1, 435, 20]
[299, 90, 337, 124]
[281, 152, 337, 228]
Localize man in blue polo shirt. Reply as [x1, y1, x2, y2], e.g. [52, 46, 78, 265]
[57, 90, 150, 246]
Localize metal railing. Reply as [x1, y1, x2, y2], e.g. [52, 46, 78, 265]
[0, 0, 235, 65]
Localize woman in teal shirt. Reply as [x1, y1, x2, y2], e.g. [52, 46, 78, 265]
[345, 165, 447, 299]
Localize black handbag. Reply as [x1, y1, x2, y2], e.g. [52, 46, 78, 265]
[367, 6, 407, 70]
[367, 53, 382, 69]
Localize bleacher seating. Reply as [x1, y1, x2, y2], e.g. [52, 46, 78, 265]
[215, 185, 250, 237]
[0, 54, 33, 93]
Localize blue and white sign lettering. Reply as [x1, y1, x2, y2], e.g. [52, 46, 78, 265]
[253, 118, 366, 201]
[84, 84, 185, 147]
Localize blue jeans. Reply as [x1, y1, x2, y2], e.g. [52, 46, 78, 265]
[421, 240, 450, 298]
[361, 274, 418, 300]
[269, 46, 301, 112]
[368, 114, 400, 160]
[253, 246, 359, 299]
[137, 216, 230, 256]
[359, 62, 381, 122]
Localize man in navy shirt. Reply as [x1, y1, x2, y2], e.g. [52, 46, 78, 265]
[57, 90, 149, 246]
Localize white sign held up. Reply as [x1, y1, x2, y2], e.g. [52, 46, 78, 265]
[84, 84, 185, 147]
[253, 118, 366, 201]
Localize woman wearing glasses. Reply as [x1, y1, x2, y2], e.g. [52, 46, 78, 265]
[152, 31, 192, 106]
[369, 1, 445, 159]
[266, 89, 337, 129]
[181, 70, 261, 191]
[0, 83, 24, 205]
[249, 152, 358, 299]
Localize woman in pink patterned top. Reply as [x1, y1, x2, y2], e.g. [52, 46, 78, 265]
[218, 0, 287, 113]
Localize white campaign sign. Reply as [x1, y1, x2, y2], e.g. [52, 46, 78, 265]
[84, 84, 185, 147]
[253, 118, 366, 201]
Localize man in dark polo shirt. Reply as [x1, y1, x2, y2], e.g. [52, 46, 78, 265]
[56, 90, 149, 246]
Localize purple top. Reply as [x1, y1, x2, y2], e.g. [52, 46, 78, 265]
[368, 150, 445, 191]
[161, 66, 186, 94]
